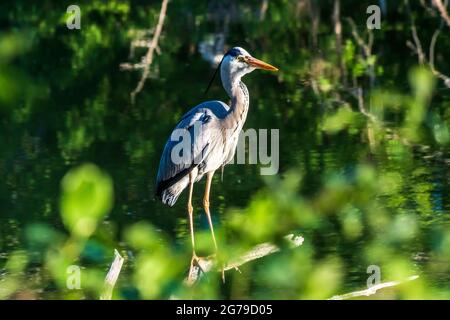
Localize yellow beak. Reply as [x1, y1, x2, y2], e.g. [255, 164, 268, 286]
[246, 56, 279, 71]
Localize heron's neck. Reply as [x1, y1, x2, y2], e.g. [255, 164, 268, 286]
[223, 76, 250, 131]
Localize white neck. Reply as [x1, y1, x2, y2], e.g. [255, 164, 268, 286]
[221, 67, 241, 98]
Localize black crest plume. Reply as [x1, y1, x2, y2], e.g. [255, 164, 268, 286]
[204, 55, 225, 96]
[204, 48, 242, 95]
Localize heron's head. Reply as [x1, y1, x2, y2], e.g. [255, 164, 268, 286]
[221, 47, 278, 80]
[205, 47, 278, 96]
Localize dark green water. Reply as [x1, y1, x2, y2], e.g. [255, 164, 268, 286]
[0, 0, 449, 299]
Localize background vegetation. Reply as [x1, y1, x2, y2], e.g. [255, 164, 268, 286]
[0, 0, 449, 299]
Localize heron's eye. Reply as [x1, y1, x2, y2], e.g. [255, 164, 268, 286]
[236, 55, 245, 62]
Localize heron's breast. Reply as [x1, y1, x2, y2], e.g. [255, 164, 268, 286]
[222, 130, 242, 165]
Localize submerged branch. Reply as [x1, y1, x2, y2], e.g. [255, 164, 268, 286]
[100, 249, 125, 300]
[185, 234, 304, 286]
[329, 275, 419, 300]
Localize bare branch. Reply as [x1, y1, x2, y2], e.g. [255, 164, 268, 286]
[100, 249, 124, 300]
[433, 0, 450, 27]
[346, 18, 372, 58]
[122, 0, 169, 104]
[333, 0, 345, 81]
[405, 0, 427, 65]
[421, 0, 438, 16]
[430, 0, 450, 87]
[406, 0, 450, 88]
[345, 18, 377, 122]
[307, 0, 320, 49]
[185, 234, 304, 286]
[259, 0, 269, 21]
[329, 275, 419, 300]
[356, 87, 377, 122]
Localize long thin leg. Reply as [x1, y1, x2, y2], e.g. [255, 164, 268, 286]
[187, 172, 196, 257]
[203, 170, 218, 252]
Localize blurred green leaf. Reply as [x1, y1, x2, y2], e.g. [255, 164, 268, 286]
[60, 163, 114, 238]
[322, 107, 360, 133]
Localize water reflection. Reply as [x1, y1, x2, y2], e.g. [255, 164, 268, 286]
[0, 0, 449, 299]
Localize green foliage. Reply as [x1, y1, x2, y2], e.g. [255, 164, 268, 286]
[60, 164, 113, 238]
[322, 107, 361, 133]
[0, 33, 31, 107]
[0, 0, 449, 300]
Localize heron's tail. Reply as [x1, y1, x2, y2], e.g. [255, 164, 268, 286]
[156, 176, 189, 207]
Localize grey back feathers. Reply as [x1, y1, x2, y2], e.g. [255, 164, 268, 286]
[156, 101, 229, 206]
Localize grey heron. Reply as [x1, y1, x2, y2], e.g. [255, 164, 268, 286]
[156, 47, 278, 261]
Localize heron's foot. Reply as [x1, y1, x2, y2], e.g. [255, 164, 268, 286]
[220, 265, 240, 283]
[204, 251, 228, 283]
[188, 252, 204, 277]
[190, 252, 200, 267]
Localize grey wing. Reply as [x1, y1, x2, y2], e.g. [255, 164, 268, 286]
[155, 101, 228, 205]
